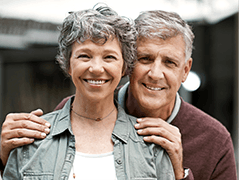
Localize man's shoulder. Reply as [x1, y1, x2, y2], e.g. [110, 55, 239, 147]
[54, 96, 72, 111]
[174, 99, 230, 138]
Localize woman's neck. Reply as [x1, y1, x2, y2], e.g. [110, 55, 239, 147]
[71, 92, 117, 154]
[72, 92, 116, 121]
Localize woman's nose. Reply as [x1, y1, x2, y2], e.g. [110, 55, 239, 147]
[88, 58, 104, 74]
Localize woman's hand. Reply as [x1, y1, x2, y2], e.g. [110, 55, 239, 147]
[135, 117, 184, 180]
[0, 109, 50, 166]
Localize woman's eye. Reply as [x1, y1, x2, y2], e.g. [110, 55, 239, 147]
[77, 54, 90, 59]
[105, 55, 116, 60]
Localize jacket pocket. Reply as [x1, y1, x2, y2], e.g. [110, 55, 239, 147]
[23, 172, 54, 180]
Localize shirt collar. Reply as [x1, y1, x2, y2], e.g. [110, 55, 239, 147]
[118, 82, 181, 124]
[112, 103, 130, 143]
[118, 81, 130, 110]
[51, 96, 74, 136]
[166, 93, 181, 124]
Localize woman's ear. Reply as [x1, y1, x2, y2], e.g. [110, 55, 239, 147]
[68, 62, 72, 76]
[121, 62, 127, 77]
[68, 69, 71, 76]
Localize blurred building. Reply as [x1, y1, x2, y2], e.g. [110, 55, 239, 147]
[0, 18, 75, 119]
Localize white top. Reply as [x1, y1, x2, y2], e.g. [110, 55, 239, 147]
[68, 151, 117, 180]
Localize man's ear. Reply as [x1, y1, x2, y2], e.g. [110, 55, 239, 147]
[182, 58, 193, 82]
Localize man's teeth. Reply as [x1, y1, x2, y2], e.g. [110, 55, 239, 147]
[87, 80, 105, 85]
[146, 85, 162, 91]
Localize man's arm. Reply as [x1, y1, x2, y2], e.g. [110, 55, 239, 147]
[0, 96, 72, 169]
[210, 136, 237, 179]
[1, 96, 190, 179]
[0, 109, 50, 166]
[135, 117, 192, 180]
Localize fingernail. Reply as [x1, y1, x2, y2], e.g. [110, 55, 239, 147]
[41, 133, 46, 138]
[29, 138, 34, 143]
[45, 128, 50, 134]
[137, 118, 142, 122]
[143, 136, 149, 140]
[45, 123, 51, 127]
[135, 123, 140, 128]
[137, 129, 143, 133]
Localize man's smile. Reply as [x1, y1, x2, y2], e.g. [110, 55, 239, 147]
[142, 83, 165, 91]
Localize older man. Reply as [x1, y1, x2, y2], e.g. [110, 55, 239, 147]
[1, 10, 237, 180]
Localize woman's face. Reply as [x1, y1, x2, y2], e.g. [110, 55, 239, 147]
[69, 38, 124, 101]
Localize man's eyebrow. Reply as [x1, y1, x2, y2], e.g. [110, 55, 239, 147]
[137, 53, 151, 56]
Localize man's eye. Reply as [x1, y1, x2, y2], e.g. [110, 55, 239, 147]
[165, 60, 177, 66]
[166, 60, 173, 64]
[138, 57, 152, 64]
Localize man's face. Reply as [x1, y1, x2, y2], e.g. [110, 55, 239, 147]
[129, 35, 192, 118]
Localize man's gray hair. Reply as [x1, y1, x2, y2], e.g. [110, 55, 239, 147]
[56, 5, 137, 75]
[135, 10, 195, 62]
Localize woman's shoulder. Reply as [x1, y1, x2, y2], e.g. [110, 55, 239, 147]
[40, 110, 62, 128]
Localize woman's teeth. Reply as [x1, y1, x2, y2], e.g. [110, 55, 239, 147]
[87, 80, 106, 85]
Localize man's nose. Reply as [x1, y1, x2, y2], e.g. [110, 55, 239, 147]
[148, 61, 164, 80]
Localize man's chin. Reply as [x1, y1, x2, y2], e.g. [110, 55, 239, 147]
[138, 98, 163, 111]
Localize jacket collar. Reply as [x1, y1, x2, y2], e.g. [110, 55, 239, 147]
[51, 97, 74, 136]
[51, 96, 130, 143]
[112, 103, 130, 144]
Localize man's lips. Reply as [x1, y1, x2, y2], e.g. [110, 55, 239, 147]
[142, 83, 165, 91]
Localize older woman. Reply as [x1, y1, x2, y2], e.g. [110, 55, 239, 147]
[3, 5, 175, 180]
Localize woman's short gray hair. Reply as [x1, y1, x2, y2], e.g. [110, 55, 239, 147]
[135, 10, 195, 62]
[56, 5, 137, 75]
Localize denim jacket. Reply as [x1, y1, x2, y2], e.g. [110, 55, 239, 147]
[3, 97, 175, 180]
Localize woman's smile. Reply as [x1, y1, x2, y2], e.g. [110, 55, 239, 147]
[83, 79, 110, 88]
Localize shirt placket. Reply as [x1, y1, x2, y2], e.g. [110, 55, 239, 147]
[60, 135, 76, 180]
[112, 135, 127, 180]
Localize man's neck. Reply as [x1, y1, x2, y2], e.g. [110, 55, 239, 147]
[125, 86, 175, 120]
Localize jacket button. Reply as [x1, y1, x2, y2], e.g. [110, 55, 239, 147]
[116, 159, 122, 164]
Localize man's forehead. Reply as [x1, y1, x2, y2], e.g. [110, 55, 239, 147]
[136, 36, 186, 59]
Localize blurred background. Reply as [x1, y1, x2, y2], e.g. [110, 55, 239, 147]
[0, 0, 238, 171]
